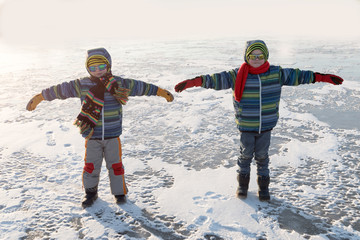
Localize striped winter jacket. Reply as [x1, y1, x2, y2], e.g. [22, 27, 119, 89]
[200, 65, 314, 133]
[42, 76, 158, 139]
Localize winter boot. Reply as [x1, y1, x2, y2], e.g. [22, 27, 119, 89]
[257, 176, 270, 201]
[115, 194, 127, 204]
[236, 173, 250, 199]
[82, 187, 98, 208]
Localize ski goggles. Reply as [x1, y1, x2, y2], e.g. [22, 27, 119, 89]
[88, 64, 107, 72]
[248, 54, 265, 61]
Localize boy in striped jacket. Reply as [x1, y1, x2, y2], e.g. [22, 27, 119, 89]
[26, 48, 174, 207]
[174, 40, 343, 201]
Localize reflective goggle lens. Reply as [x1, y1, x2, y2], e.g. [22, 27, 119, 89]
[88, 64, 107, 72]
[248, 54, 265, 61]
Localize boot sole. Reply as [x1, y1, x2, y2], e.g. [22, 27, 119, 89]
[236, 190, 248, 199]
[259, 196, 270, 202]
[116, 198, 127, 204]
[81, 195, 98, 208]
[115, 195, 127, 204]
[237, 194, 247, 199]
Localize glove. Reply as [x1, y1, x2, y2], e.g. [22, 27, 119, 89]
[174, 77, 202, 92]
[314, 73, 343, 85]
[26, 93, 44, 111]
[157, 88, 174, 102]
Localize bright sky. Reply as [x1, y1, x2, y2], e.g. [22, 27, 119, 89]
[0, 0, 360, 45]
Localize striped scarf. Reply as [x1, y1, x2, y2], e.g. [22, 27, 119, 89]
[74, 74, 130, 139]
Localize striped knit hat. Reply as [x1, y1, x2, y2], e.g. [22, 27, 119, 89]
[244, 40, 269, 63]
[86, 48, 112, 73]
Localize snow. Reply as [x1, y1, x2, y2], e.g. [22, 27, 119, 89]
[1, 37, 360, 240]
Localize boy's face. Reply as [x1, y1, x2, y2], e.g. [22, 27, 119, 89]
[89, 64, 108, 78]
[248, 49, 266, 68]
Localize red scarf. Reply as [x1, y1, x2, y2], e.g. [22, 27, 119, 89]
[234, 61, 270, 102]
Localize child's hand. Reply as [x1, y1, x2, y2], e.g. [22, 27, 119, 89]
[174, 77, 203, 92]
[157, 88, 174, 102]
[314, 73, 343, 85]
[26, 93, 44, 111]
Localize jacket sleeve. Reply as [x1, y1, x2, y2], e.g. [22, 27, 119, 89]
[41, 79, 82, 101]
[280, 67, 315, 86]
[200, 68, 238, 91]
[120, 78, 158, 96]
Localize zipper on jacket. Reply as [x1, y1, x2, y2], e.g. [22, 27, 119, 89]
[102, 107, 105, 141]
[258, 75, 262, 134]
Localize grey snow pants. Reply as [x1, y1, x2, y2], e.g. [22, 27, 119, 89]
[82, 137, 127, 195]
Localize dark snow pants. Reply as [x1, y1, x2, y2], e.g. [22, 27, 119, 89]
[237, 130, 271, 177]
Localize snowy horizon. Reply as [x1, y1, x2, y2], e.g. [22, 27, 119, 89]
[1, 0, 360, 45]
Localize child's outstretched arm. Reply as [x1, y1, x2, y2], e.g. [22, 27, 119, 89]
[26, 79, 81, 111]
[313, 73, 343, 85]
[281, 68, 343, 86]
[175, 69, 237, 93]
[174, 77, 203, 92]
[26, 93, 44, 111]
[121, 78, 173, 102]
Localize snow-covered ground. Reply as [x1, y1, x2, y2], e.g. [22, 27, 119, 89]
[0, 37, 360, 239]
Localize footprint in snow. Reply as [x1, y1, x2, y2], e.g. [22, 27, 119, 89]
[60, 125, 70, 132]
[194, 215, 208, 225]
[193, 191, 227, 206]
[46, 131, 56, 146]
